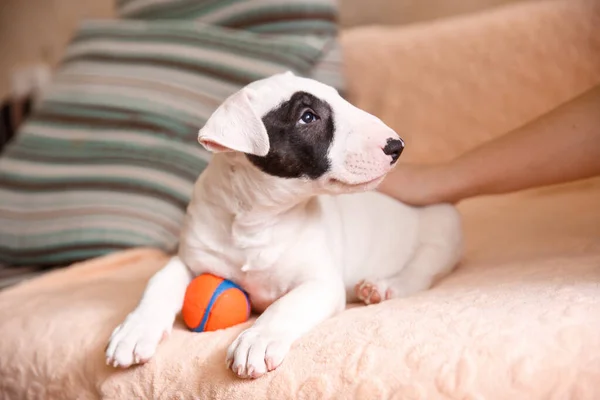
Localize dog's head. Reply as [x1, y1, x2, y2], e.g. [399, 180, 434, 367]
[198, 71, 404, 194]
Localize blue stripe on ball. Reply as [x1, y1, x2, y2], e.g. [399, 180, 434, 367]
[194, 279, 249, 332]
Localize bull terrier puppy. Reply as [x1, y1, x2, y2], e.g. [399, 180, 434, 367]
[106, 71, 462, 379]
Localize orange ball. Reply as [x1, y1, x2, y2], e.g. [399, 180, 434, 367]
[182, 273, 250, 332]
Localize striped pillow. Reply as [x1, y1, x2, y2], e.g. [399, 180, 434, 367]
[0, 20, 343, 266]
[116, 0, 338, 35]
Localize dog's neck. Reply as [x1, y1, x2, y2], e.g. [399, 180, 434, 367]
[205, 153, 311, 216]
[188, 153, 315, 271]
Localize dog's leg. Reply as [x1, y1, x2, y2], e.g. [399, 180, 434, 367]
[227, 279, 345, 379]
[105, 255, 192, 367]
[356, 204, 462, 304]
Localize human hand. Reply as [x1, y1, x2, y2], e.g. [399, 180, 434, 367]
[376, 163, 461, 206]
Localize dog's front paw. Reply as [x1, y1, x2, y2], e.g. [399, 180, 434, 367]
[105, 311, 172, 368]
[226, 328, 292, 379]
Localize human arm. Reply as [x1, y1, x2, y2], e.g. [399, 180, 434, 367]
[377, 85, 600, 205]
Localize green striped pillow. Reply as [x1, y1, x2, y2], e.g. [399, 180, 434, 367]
[116, 0, 338, 35]
[0, 20, 343, 266]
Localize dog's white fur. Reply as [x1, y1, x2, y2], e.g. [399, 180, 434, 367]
[105, 72, 462, 379]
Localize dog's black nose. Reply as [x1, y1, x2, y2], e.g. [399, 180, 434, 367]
[383, 138, 404, 164]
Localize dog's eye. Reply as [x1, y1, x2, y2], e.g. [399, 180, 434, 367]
[299, 111, 318, 124]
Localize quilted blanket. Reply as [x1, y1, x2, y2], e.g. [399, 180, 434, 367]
[1, 176, 599, 399]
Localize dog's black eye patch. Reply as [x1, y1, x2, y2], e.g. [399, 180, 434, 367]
[246, 91, 334, 179]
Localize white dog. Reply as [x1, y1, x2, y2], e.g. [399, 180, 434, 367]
[105, 71, 462, 379]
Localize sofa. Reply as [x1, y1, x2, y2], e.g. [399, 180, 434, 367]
[1, 0, 599, 398]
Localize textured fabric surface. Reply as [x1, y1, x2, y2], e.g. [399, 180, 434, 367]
[0, 19, 342, 266]
[0, 176, 599, 399]
[116, 0, 338, 35]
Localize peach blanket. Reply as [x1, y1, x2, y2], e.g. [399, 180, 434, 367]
[1, 0, 600, 399]
[1, 176, 600, 399]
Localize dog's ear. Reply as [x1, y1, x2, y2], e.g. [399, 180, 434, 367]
[198, 88, 269, 156]
[280, 70, 295, 78]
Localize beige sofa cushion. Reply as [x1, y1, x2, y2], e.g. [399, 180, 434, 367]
[342, 0, 600, 164]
